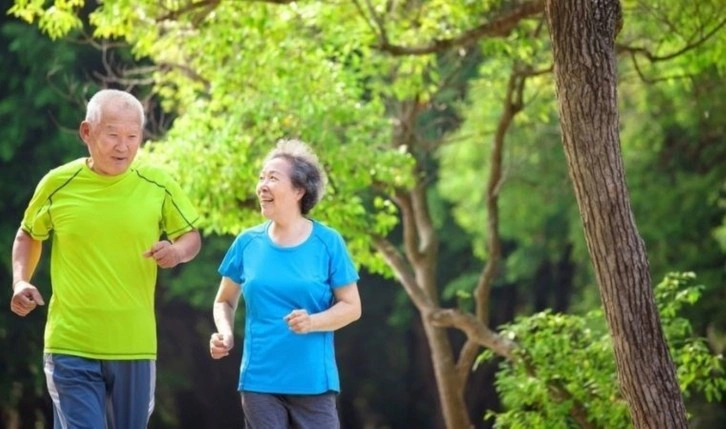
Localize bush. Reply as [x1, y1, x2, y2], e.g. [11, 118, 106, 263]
[481, 272, 725, 428]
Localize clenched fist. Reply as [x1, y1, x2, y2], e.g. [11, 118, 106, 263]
[11, 281, 45, 317]
[143, 240, 181, 268]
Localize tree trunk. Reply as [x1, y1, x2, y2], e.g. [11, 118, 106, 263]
[421, 320, 473, 429]
[416, 251, 473, 429]
[544, 1, 688, 427]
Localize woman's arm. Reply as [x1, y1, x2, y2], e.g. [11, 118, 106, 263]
[210, 276, 241, 359]
[285, 283, 362, 334]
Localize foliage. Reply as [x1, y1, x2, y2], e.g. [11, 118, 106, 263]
[6, 0, 726, 426]
[437, 57, 578, 278]
[619, 65, 726, 337]
[482, 272, 725, 428]
[656, 273, 726, 402]
[437, 0, 726, 316]
[10, 1, 424, 280]
[132, 1, 419, 276]
[0, 12, 92, 422]
[716, 187, 726, 250]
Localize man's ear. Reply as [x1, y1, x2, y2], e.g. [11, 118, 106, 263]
[79, 121, 91, 143]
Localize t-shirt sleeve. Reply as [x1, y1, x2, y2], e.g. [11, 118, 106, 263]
[219, 234, 245, 284]
[161, 176, 199, 240]
[328, 230, 359, 288]
[20, 173, 55, 240]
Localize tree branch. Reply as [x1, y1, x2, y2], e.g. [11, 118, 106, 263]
[411, 183, 437, 260]
[429, 308, 515, 360]
[515, 64, 553, 77]
[521, 357, 597, 429]
[373, 236, 434, 311]
[454, 66, 528, 381]
[157, 62, 211, 90]
[157, 0, 221, 22]
[616, 15, 726, 62]
[473, 68, 526, 326]
[351, 0, 384, 40]
[392, 190, 424, 265]
[391, 98, 428, 264]
[627, 52, 694, 84]
[156, 0, 297, 22]
[374, 0, 545, 56]
[456, 340, 482, 385]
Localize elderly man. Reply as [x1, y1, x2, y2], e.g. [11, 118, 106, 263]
[10, 89, 201, 429]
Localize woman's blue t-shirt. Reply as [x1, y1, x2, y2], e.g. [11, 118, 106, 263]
[218, 220, 359, 394]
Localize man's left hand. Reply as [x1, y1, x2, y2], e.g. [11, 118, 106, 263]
[143, 240, 181, 268]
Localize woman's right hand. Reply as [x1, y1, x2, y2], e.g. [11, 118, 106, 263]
[209, 332, 233, 359]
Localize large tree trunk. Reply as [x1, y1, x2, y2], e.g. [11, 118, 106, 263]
[544, 1, 688, 427]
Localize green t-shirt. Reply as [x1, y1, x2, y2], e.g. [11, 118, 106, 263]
[21, 158, 199, 360]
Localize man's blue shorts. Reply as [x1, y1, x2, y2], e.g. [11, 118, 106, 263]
[43, 354, 156, 429]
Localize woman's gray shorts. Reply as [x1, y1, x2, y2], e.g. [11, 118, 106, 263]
[240, 390, 340, 429]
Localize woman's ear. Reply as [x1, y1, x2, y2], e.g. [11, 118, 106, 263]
[295, 186, 306, 201]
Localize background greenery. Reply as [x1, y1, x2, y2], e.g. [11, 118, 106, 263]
[1, 0, 724, 427]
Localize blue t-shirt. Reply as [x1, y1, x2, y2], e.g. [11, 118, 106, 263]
[218, 220, 359, 394]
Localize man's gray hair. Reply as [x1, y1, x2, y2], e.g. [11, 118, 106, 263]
[85, 89, 145, 126]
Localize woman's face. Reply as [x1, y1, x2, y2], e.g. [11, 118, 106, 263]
[256, 157, 304, 220]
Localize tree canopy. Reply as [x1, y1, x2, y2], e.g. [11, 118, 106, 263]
[4, 0, 725, 427]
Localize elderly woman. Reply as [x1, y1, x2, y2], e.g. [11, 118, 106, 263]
[209, 139, 361, 429]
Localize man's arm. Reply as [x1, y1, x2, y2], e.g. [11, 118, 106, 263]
[171, 229, 202, 263]
[12, 228, 42, 284]
[143, 229, 202, 268]
[10, 228, 45, 316]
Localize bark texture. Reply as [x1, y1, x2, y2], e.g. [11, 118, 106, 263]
[544, 0, 688, 427]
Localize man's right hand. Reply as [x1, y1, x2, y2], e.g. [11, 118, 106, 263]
[10, 281, 45, 317]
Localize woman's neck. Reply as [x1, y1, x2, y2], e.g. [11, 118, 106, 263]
[269, 217, 312, 247]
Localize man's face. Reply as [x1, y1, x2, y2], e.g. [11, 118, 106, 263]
[80, 103, 143, 176]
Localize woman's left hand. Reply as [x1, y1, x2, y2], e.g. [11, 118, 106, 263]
[285, 309, 313, 334]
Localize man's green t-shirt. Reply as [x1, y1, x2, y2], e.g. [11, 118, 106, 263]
[21, 158, 199, 360]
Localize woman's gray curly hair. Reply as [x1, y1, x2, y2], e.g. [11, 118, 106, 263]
[264, 138, 327, 215]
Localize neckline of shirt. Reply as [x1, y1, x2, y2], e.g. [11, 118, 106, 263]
[264, 219, 316, 251]
[81, 157, 134, 182]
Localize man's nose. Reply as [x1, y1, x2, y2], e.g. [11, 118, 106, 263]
[117, 137, 135, 151]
